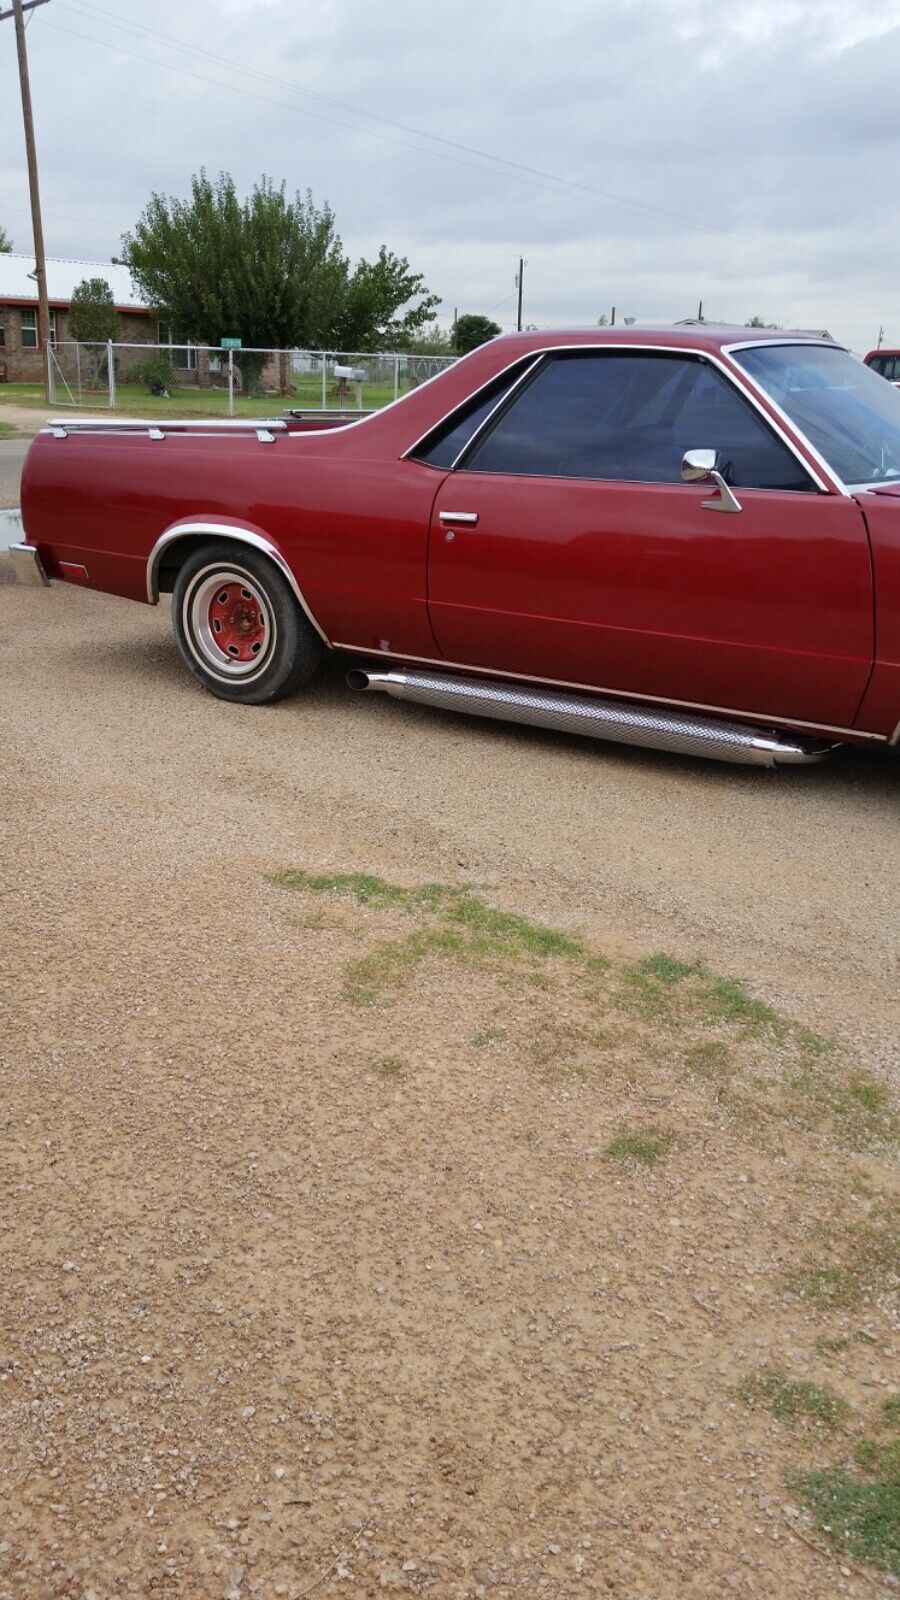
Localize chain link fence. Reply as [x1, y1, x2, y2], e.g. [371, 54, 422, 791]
[47, 341, 458, 416]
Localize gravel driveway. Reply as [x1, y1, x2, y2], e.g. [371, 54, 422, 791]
[4, 578, 895, 1048]
[1, 577, 897, 1598]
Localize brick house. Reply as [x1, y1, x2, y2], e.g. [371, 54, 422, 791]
[0, 255, 168, 382]
[0, 253, 291, 392]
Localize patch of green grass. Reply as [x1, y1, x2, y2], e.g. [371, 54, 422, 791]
[787, 1464, 900, 1574]
[271, 868, 439, 910]
[684, 1039, 734, 1080]
[785, 1066, 897, 1149]
[855, 1438, 900, 1476]
[815, 1332, 853, 1356]
[0, 419, 23, 440]
[883, 1396, 900, 1428]
[630, 953, 703, 985]
[787, 1263, 859, 1309]
[606, 1129, 673, 1167]
[738, 1365, 848, 1427]
[700, 976, 779, 1029]
[274, 871, 584, 1004]
[786, 1206, 899, 1309]
[0, 377, 414, 419]
[618, 953, 780, 1036]
[371, 1055, 405, 1079]
[471, 1027, 506, 1047]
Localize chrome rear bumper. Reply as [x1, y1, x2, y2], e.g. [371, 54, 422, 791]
[8, 542, 49, 587]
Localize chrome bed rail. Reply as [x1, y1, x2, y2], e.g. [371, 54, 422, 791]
[45, 417, 287, 443]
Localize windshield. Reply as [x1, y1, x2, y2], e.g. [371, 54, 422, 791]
[732, 343, 900, 486]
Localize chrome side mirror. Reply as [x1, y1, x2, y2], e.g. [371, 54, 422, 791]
[681, 448, 742, 514]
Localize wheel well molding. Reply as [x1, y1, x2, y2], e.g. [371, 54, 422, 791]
[146, 521, 331, 645]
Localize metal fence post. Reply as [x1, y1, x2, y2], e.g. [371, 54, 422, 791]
[228, 347, 235, 417]
[107, 339, 116, 409]
[321, 354, 327, 410]
[393, 355, 400, 402]
[75, 342, 82, 404]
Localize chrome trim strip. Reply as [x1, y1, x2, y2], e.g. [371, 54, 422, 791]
[332, 641, 886, 742]
[47, 416, 289, 435]
[402, 341, 833, 494]
[722, 338, 849, 353]
[146, 521, 331, 645]
[890, 719, 900, 748]
[721, 341, 851, 497]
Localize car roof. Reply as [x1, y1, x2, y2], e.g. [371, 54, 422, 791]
[486, 325, 841, 357]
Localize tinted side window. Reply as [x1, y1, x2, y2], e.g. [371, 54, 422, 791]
[412, 363, 529, 469]
[463, 352, 814, 490]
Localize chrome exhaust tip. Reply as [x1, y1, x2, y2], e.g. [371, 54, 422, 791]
[346, 664, 834, 767]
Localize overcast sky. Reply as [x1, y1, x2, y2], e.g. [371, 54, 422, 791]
[1, 0, 897, 352]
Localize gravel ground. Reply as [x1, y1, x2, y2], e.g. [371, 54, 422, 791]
[0, 442, 29, 510]
[1, 577, 897, 1599]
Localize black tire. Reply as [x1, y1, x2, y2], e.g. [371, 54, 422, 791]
[172, 540, 324, 704]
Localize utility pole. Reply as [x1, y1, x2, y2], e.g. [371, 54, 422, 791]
[697, 299, 703, 322]
[516, 258, 524, 333]
[877, 325, 884, 349]
[1, 0, 52, 400]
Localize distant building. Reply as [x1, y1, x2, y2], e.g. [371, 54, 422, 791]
[0, 255, 161, 382]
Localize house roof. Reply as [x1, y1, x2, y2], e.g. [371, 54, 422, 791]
[0, 254, 151, 312]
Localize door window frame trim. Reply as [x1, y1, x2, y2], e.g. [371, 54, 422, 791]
[405, 340, 839, 495]
[722, 338, 856, 498]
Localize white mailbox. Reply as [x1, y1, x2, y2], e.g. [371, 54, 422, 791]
[333, 363, 368, 409]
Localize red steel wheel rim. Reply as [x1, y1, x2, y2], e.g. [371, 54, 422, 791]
[207, 581, 267, 662]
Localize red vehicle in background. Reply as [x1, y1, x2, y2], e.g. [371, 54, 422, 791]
[864, 349, 900, 389]
[11, 325, 900, 766]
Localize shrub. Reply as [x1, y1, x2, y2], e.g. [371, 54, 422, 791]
[141, 353, 176, 396]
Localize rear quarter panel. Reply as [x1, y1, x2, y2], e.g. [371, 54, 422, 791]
[20, 428, 446, 656]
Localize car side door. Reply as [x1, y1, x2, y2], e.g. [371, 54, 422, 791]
[423, 349, 874, 728]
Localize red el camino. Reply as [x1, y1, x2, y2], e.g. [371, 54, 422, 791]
[11, 325, 900, 766]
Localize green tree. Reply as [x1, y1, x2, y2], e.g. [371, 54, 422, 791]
[121, 172, 439, 388]
[454, 314, 502, 354]
[745, 314, 781, 328]
[67, 277, 119, 344]
[0, 224, 12, 253]
[333, 247, 440, 351]
[394, 319, 454, 355]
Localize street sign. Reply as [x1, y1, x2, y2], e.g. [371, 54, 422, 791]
[220, 337, 242, 350]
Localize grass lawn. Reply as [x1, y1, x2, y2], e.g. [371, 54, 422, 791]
[0, 375, 410, 420]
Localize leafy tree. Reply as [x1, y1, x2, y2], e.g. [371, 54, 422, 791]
[745, 314, 781, 328]
[454, 314, 501, 353]
[68, 277, 119, 344]
[121, 172, 439, 389]
[395, 319, 455, 355]
[329, 246, 440, 351]
[0, 224, 11, 253]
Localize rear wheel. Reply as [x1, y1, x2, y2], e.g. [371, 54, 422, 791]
[172, 541, 323, 703]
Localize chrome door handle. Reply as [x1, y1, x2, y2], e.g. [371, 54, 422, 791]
[439, 510, 479, 526]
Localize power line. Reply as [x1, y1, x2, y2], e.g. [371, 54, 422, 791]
[49, 0, 725, 236]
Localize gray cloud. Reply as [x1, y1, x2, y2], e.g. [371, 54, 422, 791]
[0, 0, 897, 351]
